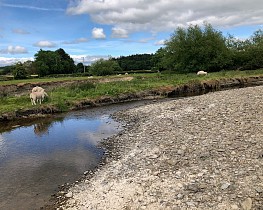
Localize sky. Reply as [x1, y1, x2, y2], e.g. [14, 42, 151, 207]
[0, 0, 262, 67]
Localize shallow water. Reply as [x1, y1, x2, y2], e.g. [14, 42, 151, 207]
[0, 107, 123, 210]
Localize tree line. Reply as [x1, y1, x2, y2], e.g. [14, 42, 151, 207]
[154, 23, 263, 73]
[1, 23, 263, 79]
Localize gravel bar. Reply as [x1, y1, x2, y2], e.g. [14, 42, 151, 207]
[60, 85, 263, 210]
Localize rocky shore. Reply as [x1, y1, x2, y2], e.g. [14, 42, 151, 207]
[58, 85, 263, 210]
[55, 86, 263, 209]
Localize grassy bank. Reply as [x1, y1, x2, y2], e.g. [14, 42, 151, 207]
[1, 69, 263, 115]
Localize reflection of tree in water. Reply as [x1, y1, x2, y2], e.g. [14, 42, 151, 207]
[33, 117, 64, 137]
[0, 116, 65, 135]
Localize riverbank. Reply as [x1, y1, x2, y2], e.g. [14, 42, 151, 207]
[1, 75, 263, 122]
[59, 85, 263, 210]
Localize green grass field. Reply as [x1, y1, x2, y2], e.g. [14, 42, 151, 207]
[1, 69, 263, 115]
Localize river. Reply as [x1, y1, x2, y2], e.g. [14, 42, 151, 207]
[0, 101, 153, 210]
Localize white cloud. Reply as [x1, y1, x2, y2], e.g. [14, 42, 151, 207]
[138, 37, 155, 43]
[0, 46, 28, 54]
[111, 27, 128, 38]
[34, 40, 56, 48]
[155, 39, 166, 45]
[71, 54, 110, 65]
[0, 57, 34, 67]
[12, 28, 30, 34]
[92, 27, 106, 39]
[67, 0, 263, 33]
[63, 37, 89, 44]
[2, 3, 64, 12]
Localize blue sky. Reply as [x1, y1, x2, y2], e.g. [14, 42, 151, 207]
[0, 0, 262, 66]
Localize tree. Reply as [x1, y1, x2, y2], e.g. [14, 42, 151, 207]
[34, 50, 57, 76]
[23, 60, 37, 75]
[113, 54, 154, 71]
[251, 29, 263, 45]
[163, 23, 231, 73]
[55, 48, 76, 74]
[0, 65, 13, 75]
[34, 48, 76, 76]
[226, 29, 263, 70]
[152, 47, 170, 71]
[90, 59, 122, 76]
[76, 63, 84, 73]
[245, 29, 263, 69]
[35, 60, 49, 77]
[12, 62, 27, 79]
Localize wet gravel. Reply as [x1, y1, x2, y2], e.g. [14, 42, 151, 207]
[59, 86, 263, 210]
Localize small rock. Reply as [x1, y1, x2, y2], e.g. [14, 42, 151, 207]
[258, 152, 263, 159]
[177, 150, 184, 155]
[217, 149, 225, 152]
[177, 194, 184, 199]
[186, 184, 201, 193]
[58, 191, 66, 195]
[149, 154, 159, 159]
[186, 201, 195, 207]
[221, 182, 231, 190]
[208, 104, 215, 108]
[241, 198, 252, 210]
[231, 204, 239, 210]
[166, 159, 178, 166]
[65, 192, 73, 198]
[255, 187, 263, 193]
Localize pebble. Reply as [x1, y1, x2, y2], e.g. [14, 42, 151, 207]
[231, 204, 239, 209]
[65, 192, 73, 198]
[221, 182, 231, 190]
[255, 187, 263, 193]
[241, 198, 252, 210]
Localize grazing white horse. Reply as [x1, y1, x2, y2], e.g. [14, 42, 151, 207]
[30, 91, 48, 105]
[197, 70, 208, 75]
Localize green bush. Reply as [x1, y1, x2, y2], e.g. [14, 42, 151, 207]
[12, 62, 27, 79]
[90, 59, 122, 76]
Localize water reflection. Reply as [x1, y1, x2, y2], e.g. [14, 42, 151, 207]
[0, 109, 121, 210]
[33, 122, 51, 136]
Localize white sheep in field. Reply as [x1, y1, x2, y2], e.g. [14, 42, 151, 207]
[32, 86, 45, 93]
[197, 70, 208, 75]
[30, 91, 48, 105]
